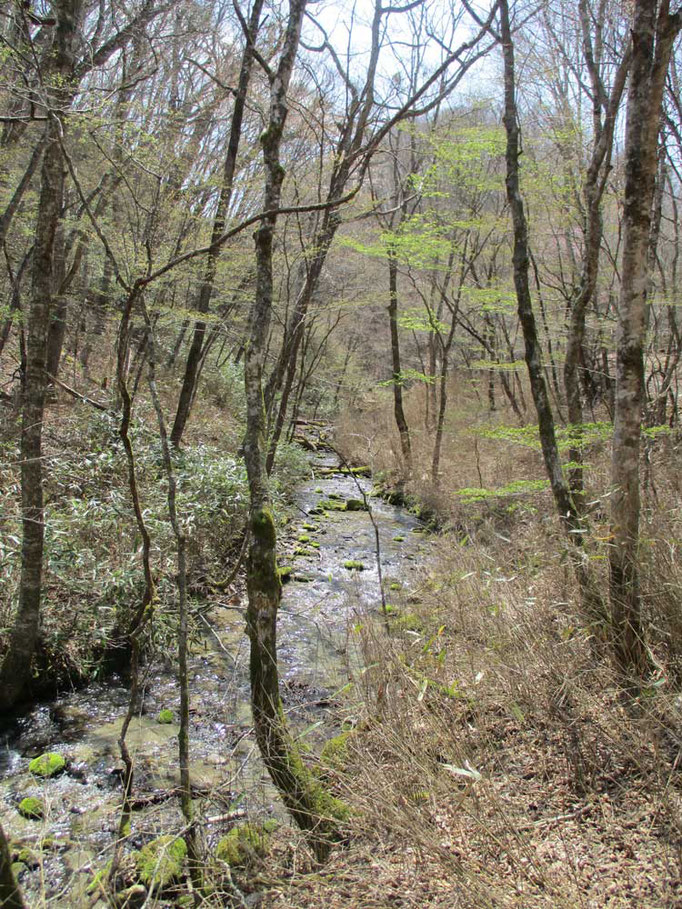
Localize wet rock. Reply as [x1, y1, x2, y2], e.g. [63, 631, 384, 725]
[29, 751, 66, 778]
[18, 796, 44, 819]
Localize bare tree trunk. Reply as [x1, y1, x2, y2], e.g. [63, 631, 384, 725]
[243, 0, 344, 861]
[564, 7, 630, 508]
[499, 0, 607, 632]
[170, 0, 263, 447]
[610, 0, 681, 676]
[387, 243, 412, 475]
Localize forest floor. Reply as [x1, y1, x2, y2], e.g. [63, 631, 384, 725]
[256, 527, 682, 908]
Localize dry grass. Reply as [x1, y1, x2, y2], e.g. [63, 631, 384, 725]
[264, 531, 682, 908]
[265, 379, 682, 908]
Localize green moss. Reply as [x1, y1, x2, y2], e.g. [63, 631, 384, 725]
[87, 865, 109, 895]
[315, 486, 324, 494]
[18, 797, 44, 820]
[320, 731, 353, 768]
[340, 465, 371, 477]
[343, 560, 364, 571]
[310, 541, 320, 549]
[135, 835, 186, 890]
[157, 709, 174, 724]
[389, 582, 402, 590]
[251, 507, 277, 546]
[293, 573, 314, 583]
[11, 862, 27, 878]
[215, 823, 273, 866]
[293, 546, 311, 557]
[328, 492, 343, 500]
[297, 534, 310, 543]
[392, 613, 423, 633]
[383, 603, 399, 615]
[301, 523, 319, 532]
[345, 498, 368, 512]
[278, 566, 293, 582]
[320, 499, 346, 512]
[14, 846, 38, 867]
[29, 752, 65, 778]
[392, 535, 405, 542]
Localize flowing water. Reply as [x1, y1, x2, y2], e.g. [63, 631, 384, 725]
[0, 446, 432, 905]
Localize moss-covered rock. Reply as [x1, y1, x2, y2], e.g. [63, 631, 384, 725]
[11, 862, 27, 878]
[320, 499, 346, 512]
[297, 534, 310, 543]
[301, 523, 319, 532]
[134, 835, 186, 890]
[392, 535, 405, 542]
[157, 709, 174, 724]
[29, 752, 66, 778]
[12, 845, 39, 868]
[18, 797, 44, 820]
[345, 498, 368, 512]
[215, 822, 275, 867]
[389, 582, 402, 590]
[278, 565, 293, 583]
[392, 613, 424, 633]
[343, 560, 364, 571]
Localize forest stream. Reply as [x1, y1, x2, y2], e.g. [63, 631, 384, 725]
[0, 442, 433, 906]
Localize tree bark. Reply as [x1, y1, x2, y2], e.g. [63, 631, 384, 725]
[243, 0, 344, 861]
[499, 0, 607, 632]
[387, 242, 412, 475]
[0, 113, 69, 707]
[0, 822, 26, 909]
[610, 0, 681, 676]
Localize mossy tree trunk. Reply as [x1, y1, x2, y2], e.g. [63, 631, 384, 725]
[0, 0, 84, 710]
[0, 822, 26, 909]
[243, 0, 344, 862]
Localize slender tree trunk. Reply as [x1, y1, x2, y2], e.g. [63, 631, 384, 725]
[170, 0, 263, 447]
[610, 0, 681, 675]
[243, 0, 344, 861]
[0, 117, 66, 708]
[499, 0, 607, 631]
[564, 12, 630, 507]
[387, 242, 412, 475]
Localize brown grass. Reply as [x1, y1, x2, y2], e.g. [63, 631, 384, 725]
[264, 377, 682, 908]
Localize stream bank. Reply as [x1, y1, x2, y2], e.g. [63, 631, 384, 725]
[0, 442, 434, 906]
